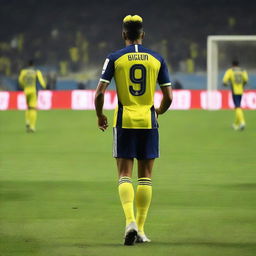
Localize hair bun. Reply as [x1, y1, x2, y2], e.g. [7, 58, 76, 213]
[131, 15, 143, 23]
[123, 15, 143, 23]
[123, 15, 132, 23]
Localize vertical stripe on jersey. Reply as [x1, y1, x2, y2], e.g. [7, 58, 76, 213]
[135, 44, 139, 52]
[116, 101, 123, 128]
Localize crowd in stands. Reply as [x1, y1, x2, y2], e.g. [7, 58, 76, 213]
[0, 0, 255, 88]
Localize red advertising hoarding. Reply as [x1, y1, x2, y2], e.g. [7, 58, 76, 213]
[0, 90, 256, 110]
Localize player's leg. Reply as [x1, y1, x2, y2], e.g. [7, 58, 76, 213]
[135, 159, 154, 242]
[25, 94, 31, 131]
[232, 94, 239, 129]
[116, 158, 137, 245]
[28, 93, 38, 132]
[114, 128, 139, 245]
[28, 107, 37, 132]
[233, 111, 239, 128]
[237, 95, 245, 129]
[233, 95, 245, 130]
[234, 107, 245, 127]
[135, 128, 159, 243]
[117, 158, 136, 226]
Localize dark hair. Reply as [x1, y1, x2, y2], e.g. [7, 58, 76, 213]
[123, 21, 143, 41]
[232, 60, 239, 66]
[28, 59, 34, 66]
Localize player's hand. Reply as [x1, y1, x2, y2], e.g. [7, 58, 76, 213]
[97, 114, 108, 131]
[155, 108, 160, 118]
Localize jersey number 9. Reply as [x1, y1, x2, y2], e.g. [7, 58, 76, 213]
[234, 73, 243, 84]
[129, 64, 146, 96]
[24, 75, 35, 86]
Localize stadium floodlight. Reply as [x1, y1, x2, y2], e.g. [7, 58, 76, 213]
[207, 35, 256, 109]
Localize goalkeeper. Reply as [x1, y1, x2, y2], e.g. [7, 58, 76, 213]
[223, 60, 248, 131]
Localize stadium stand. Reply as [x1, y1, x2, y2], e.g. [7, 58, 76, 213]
[0, 0, 256, 90]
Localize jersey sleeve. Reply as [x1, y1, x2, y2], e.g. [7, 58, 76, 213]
[18, 70, 25, 88]
[223, 69, 231, 84]
[36, 70, 46, 88]
[158, 58, 171, 86]
[100, 54, 114, 83]
[242, 70, 249, 84]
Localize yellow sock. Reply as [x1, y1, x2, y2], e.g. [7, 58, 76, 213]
[25, 110, 30, 125]
[29, 109, 37, 130]
[235, 108, 245, 125]
[135, 178, 152, 234]
[234, 109, 239, 125]
[118, 177, 136, 226]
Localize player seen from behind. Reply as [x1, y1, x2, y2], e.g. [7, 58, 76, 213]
[18, 60, 46, 132]
[223, 60, 248, 131]
[94, 15, 172, 245]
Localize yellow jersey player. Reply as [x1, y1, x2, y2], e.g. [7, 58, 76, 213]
[223, 60, 248, 131]
[18, 60, 46, 132]
[94, 15, 172, 245]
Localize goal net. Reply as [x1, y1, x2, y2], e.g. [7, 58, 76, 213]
[207, 35, 256, 109]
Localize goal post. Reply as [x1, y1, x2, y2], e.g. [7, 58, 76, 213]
[207, 35, 256, 109]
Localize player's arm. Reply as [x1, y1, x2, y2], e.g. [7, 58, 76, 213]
[94, 56, 114, 131]
[223, 69, 230, 86]
[36, 70, 46, 89]
[156, 58, 172, 115]
[243, 70, 249, 86]
[94, 81, 109, 131]
[18, 70, 24, 89]
[156, 86, 173, 115]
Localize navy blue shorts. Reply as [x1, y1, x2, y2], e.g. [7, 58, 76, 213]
[232, 94, 242, 108]
[113, 128, 159, 160]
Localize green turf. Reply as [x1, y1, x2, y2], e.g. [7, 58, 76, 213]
[0, 110, 256, 256]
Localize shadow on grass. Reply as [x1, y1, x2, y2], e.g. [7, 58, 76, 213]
[74, 242, 124, 248]
[212, 183, 256, 190]
[0, 190, 30, 201]
[151, 241, 256, 249]
[76, 240, 256, 249]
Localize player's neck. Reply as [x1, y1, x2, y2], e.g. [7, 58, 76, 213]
[125, 40, 142, 46]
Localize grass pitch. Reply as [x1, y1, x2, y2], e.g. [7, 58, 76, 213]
[0, 110, 256, 256]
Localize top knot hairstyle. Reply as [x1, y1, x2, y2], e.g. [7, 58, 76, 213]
[123, 15, 143, 41]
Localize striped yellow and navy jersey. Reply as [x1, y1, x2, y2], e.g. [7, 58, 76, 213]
[223, 67, 248, 95]
[18, 67, 46, 94]
[100, 44, 171, 129]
